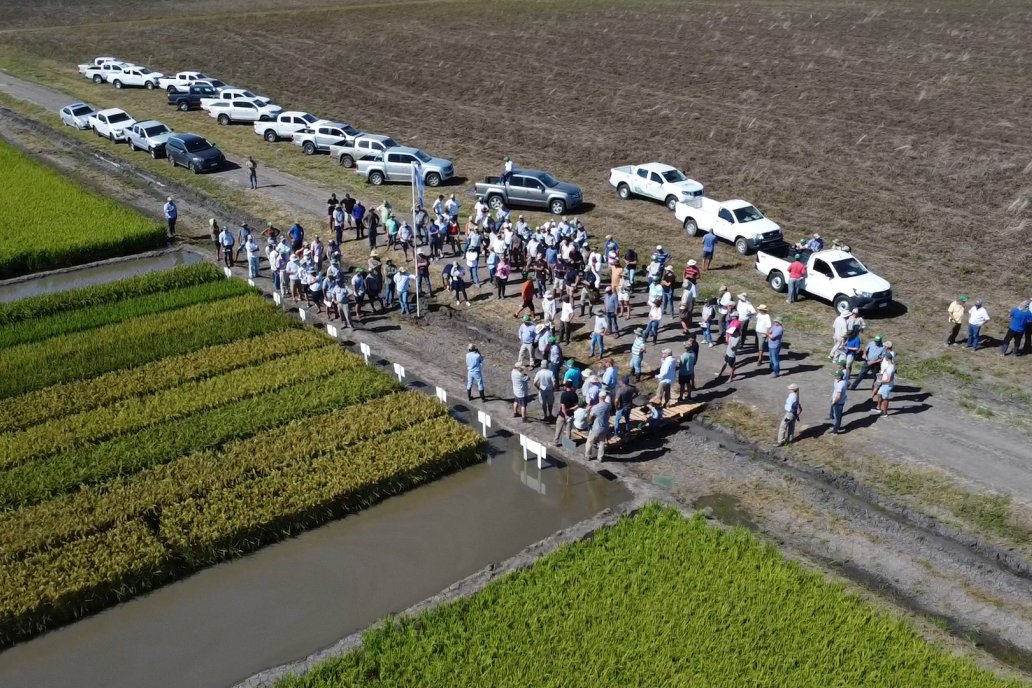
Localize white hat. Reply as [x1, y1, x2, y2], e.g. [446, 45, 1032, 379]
[687, 259, 697, 266]
[656, 245, 663, 250]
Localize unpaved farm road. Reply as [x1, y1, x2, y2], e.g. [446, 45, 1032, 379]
[1, 69, 1029, 504]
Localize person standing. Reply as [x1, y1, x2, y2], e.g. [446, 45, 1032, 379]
[966, 300, 990, 350]
[352, 199, 366, 240]
[644, 298, 663, 345]
[367, 208, 380, 251]
[332, 205, 345, 245]
[767, 316, 784, 377]
[603, 286, 619, 335]
[246, 156, 258, 189]
[511, 364, 530, 422]
[830, 311, 848, 359]
[218, 225, 235, 268]
[245, 234, 260, 278]
[754, 305, 772, 365]
[451, 263, 470, 307]
[395, 267, 413, 315]
[736, 293, 757, 351]
[850, 335, 886, 390]
[870, 351, 896, 416]
[517, 316, 536, 367]
[466, 344, 486, 401]
[777, 383, 802, 446]
[209, 218, 221, 260]
[701, 228, 718, 271]
[514, 277, 537, 319]
[660, 267, 676, 316]
[326, 193, 339, 231]
[1023, 300, 1032, 356]
[1001, 300, 1031, 356]
[613, 375, 637, 437]
[716, 286, 733, 340]
[553, 380, 579, 446]
[716, 327, 740, 382]
[163, 197, 177, 238]
[786, 254, 807, 303]
[623, 247, 638, 288]
[590, 308, 607, 359]
[656, 348, 677, 408]
[677, 339, 697, 402]
[829, 370, 847, 435]
[945, 295, 968, 346]
[558, 294, 574, 344]
[415, 249, 433, 298]
[534, 361, 556, 421]
[585, 392, 612, 462]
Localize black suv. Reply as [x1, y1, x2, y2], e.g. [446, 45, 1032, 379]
[166, 133, 225, 174]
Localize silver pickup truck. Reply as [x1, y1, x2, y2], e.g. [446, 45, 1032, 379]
[472, 169, 583, 215]
[356, 146, 454, 187]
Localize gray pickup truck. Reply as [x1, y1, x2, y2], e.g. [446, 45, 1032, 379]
[472, 169, 583, 215]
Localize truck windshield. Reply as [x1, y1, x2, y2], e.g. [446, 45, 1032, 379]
[107, 112, 130, 123]
[300, 114, 318, 124]
[538, 173, 559, 188]
[832, 258, 868, 278]
[144, 125, 170, 136]
[381, 137, 398, 148]
[184, 139, 212, 153]
[661, 169, 687, 183]
[732, 205, 764, 223]
[342, 124, 360, 136]
[413, 150, 432, 163]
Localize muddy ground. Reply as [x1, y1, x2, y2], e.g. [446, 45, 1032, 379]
[2, 109, 1030, 683]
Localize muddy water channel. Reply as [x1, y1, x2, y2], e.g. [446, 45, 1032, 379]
[0, 429, 628, 688]
[0, 248, 199, 302]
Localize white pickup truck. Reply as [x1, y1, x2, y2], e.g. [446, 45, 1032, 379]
[88, 108, 136, 142]
[158, 71, 213, 93]
[755, 244, 892, 314]
[674, 197, 784, 255]
[82, 61, 129, 84]
[292, 120, 362, 155]
[207, 99, 282, 125]
[78, 57, 120, 74]
[609, 162, 704, 211]
[200, 88, 271, 111]
[111, 66, 164, 90]
[253, 111, 319, 142]
[331, 134, 397, 168]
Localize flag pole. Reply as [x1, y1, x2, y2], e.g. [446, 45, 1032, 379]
[413, 166, 420, 318]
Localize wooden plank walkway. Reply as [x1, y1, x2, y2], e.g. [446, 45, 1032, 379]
[569, 400, 706, 447]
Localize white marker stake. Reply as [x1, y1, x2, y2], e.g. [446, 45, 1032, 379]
[359, 342, 371, 364]
[520, 435, 547, 469]
[223, 267, 232, 279]
[326, 324, 338, 339]
[298, 308, 307, 322]
[477, 410, 492, 437]
[435, 386, 447, 403]
[273, 292, 282, 306]
[393, 363, 405, 382]
[247, 278, 255, 287]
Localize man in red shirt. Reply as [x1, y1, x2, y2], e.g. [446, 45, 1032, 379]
[786, 254, 807, 304]
[682, 259, 701, 286]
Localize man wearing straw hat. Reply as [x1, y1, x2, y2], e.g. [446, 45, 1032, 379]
[778, 383, 802, 446]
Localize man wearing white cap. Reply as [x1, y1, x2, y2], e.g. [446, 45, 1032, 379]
[754, 304, 772, 365]
[736, 293, 756, 352]
[778, 383, 802, 445]
[656, 348, 677, 408]
[163, 196, 177, 238]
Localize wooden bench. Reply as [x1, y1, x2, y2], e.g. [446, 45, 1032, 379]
[567, 400, 706, 448]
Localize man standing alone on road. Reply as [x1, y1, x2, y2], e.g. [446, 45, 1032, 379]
[786, 254, 807, 303]
[945, 295, 968, 346]
[163, 197, 177, 238]
[246, 156, 258, 189]
[777, 383, 802, 446]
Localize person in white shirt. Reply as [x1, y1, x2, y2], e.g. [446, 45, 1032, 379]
[558, 295, 575, 344]
[965, 300, 990, 350]
[717, 286, 733, 340]
[533, 361, 556, 420]
[656, 348, 677, 408]
[735, 293, 756, 351]
[871, 351, 896, 416]
[754, 304, 772, 365]
[542, 290, 557, 324]
[830, 312, 848, 359]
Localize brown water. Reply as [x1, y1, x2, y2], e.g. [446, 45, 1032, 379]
[0, 249, 200, 303]
[0, 434, 628, 688]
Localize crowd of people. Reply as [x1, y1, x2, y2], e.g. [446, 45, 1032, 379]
[194, 185, 1026, 460]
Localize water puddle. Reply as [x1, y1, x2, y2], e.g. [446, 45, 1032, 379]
[693, 493, 757, 530]
[0, 249, 199, 303]
[0, 430, 628, 688]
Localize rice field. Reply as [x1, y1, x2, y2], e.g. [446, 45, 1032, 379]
[0, 263, 485, 645]
[277, 504, 1021, 688]
[0, 139, 166, 279]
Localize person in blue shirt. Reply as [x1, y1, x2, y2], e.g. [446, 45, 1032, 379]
[1001, 300, 1031, 356]
[701, 229, 718, 271]
[288, 222, 304, 252]
[850, 335, 886, 390]
[353, 201, 366, 240]
[466, 344, 486, 401]
[163, 197, 177, 238]
[843, 332, 863, 376]
[805, 233, 825, 251]
[562, 359, 583, 389]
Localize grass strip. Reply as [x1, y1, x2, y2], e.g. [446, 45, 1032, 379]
[0, 278, 253, 349]
[0, 521, 166, 646]
[276, 505, 1021, 688]
[0, 392, 445, 561]
[0, 294, 286, 399]
[0, 140, 167, 279]
[0, 328, 324, 434]
[0, 262, 225, 326]
[0, 342, 347, 471]
[161, 416, 485, 567]
[0, 365, 398, 509]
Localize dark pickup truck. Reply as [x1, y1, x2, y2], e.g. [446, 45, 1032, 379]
[167, 84, 217, 112]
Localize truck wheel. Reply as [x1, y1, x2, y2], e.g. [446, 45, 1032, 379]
[190, 161, 199, 174]
[145, 81, 155, 90]
[768, 271, 786, 293]
[217, 114, 230, 126]
[549, 199, 566, 215]
[425, 172, 442, 187]
[178, 101, 190, 112]
[128, 140, 136, 151]
[302, 141, 316, 155]
[166, 85, 177, 94]
[92, 75, 103, 84]
[264, 130, 279, 143]
[108, 132, 115, 143]
[487, 194, 504, 211]
[339, 153, 354, 167]
[683, 217, 699, 237]
[113, 79, 123, 89]
[734, 237, 750, 255]
[617, 183, 631, 200]
[834, 295, 852, 316]
[665, 195, 678, 212]
[150, 147, 160, 159]
[369, 171, 385, 186]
